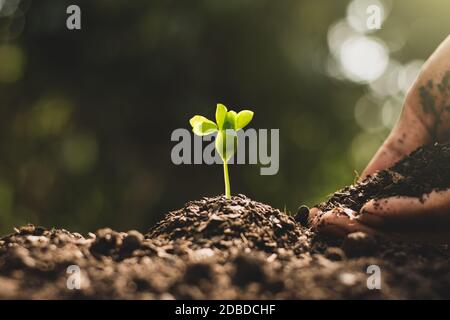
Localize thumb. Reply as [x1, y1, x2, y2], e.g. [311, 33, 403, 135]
[358, 189, 450, 230]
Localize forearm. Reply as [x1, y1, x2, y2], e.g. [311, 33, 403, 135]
[405, 35, 450, 141]
[362, 35, 450, 178]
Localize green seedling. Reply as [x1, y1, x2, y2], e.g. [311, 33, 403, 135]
[189, 103, 254, 199]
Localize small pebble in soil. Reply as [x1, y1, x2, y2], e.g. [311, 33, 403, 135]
[183, 262, 213, 284]
[18, 224, 36, 235]
[232, 254, 267, 287]
[120, 230, 144, 254]
[294, 205, 310, 227]
[342, 232, 377, 258]
[324, 247, 346, 261]
[339, 272, 357, 286]
[90, 228, 123, 256]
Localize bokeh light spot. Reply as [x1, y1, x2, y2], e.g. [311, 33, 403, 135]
[339, 35, 389, 83]
[61, 134, 98, 174]
[0, 45, 24, 83]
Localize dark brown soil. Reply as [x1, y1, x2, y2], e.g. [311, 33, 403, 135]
[1, 144, 449, 299]
[1, 194, 450, 299]
[317, 143, 450, 213]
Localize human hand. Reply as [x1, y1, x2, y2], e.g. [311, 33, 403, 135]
[309, 36, 450, 242]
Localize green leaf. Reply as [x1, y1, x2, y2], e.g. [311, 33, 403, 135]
[223, 110, 237, 130]
[189, 115, 210, 128]
[215, 129, 237, 162]
[215, 104, 227, 129]
[189, 115, 217, 136]
[236, 110, 254, 130]
[193, 122, 217, 136]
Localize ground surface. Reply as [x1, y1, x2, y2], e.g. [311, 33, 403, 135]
[0, 144, 449, 299]
[0, 194, 450, 299]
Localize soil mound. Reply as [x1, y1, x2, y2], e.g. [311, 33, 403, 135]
[148, 194, 310, 254]
[317, 143, 450, 213]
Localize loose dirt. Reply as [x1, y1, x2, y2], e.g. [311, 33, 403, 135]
[1, 144, 449, 299]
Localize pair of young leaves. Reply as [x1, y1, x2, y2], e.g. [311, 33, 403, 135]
[189, 104, 254, 162]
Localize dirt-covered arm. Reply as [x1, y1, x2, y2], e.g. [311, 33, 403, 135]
[362, 35, 450, 178]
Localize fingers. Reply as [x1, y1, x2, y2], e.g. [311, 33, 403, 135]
[309, 189, 450, 241]
[309, 207, 381, 237]
[359, 189, 450, 230]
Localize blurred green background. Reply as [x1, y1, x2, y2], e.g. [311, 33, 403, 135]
[0, 0, 448, 235]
